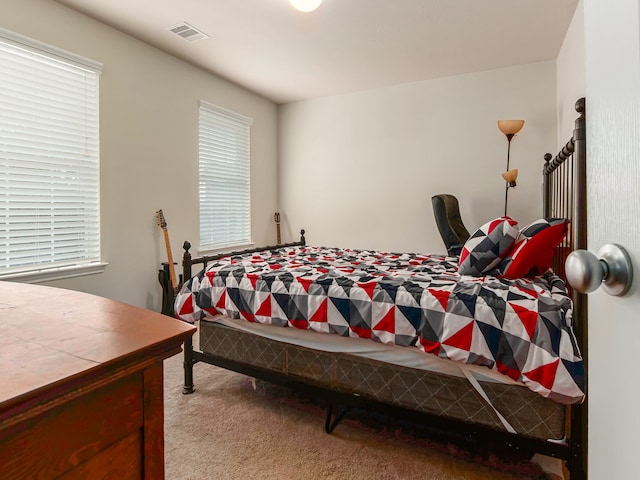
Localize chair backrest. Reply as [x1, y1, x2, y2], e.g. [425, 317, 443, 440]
[431, 194, 470, 256]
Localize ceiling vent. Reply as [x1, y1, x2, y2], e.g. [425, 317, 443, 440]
[167, 22, 209, 42]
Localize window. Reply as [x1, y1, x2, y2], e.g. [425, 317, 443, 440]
[199, 101, 252, 251]
[0, 29, 104, 281]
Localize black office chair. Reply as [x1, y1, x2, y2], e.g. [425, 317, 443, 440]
[431, 194, 470, 256]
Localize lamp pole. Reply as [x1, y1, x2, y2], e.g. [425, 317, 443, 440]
[504, 133, 514, 216]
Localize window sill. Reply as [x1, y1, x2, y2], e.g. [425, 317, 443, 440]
[0, 262, 109, 284]
[198, 242, 255, 257]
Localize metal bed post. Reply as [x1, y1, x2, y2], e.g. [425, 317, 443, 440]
[543, 97, 587, 479]
[182, 336, 196, 394]
[569, 97, 587, 480]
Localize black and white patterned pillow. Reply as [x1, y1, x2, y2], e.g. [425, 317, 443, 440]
[458, 216, 519, 276]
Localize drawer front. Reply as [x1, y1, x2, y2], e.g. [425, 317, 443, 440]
[56, 430, 143, 480]
[0, 371, 144, 479]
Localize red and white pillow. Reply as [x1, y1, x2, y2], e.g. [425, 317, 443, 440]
[458, 216, 519, 276]
[499, 218, 570, 279]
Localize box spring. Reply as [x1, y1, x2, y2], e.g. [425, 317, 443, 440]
[199, 318, 566, 441]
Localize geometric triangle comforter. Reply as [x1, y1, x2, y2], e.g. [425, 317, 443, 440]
[174, 246, 585, 405]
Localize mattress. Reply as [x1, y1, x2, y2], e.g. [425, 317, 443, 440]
[199, 317, 566, 441]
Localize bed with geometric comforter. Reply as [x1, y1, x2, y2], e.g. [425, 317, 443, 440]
[175, 246, 584, 405]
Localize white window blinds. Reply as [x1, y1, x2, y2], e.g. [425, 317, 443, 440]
[0, 29, 103, 278]
[199, 101, 252, 250]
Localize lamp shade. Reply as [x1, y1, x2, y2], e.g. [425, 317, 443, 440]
[497, 120, 525, 135]
[502, 169, 518, 184]
[289, 0, 322, 12]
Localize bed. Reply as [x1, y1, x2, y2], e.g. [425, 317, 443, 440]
[174, 97, 587, 479]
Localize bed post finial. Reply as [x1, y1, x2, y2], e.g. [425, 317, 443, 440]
[182, 241, 192, 281]
[575, 97, 585, 115]
[300, 229, 306, 245]
[543, 153, 553, 217]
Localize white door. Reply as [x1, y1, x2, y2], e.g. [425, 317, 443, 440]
[584, 0, 640, 477]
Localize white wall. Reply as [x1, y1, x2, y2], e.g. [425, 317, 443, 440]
[557, 0, 585, 146]
[279, 63, 558, 254]
[0, 0, 279, 310]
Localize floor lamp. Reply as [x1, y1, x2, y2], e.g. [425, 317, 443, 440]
[497, 120, 525, 216]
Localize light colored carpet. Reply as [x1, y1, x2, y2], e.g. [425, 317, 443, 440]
[163, 352, 564, 480]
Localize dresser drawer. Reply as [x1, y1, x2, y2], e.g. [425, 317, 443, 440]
[0, 371, 144, 480]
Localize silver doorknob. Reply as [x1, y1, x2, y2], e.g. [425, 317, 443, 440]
[565, 244, 633, 296]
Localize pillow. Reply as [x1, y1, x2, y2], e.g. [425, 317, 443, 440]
[458, 216, 519, 276]
[499, 218, 570, 279]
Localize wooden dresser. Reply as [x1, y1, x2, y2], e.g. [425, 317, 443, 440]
[0, 282, 196, 479]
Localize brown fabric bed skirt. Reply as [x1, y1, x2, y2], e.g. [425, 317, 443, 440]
[199, 318, 566, 441]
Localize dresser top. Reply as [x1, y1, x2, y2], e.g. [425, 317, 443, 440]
[0, 281, 195, 410]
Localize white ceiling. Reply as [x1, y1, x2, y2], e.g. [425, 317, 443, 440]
[55, 0, 579, 105]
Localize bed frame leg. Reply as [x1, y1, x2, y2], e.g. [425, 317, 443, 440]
[567, 401, 587, 480]
[325, 402, 350, 433]
[567, 448, 587, 480]
[182, 337, 195, 394]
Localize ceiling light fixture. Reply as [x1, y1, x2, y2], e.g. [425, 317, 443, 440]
[289, 0, 322, 13]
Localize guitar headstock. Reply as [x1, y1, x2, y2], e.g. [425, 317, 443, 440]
[156, 209, 167, 230]
[274, 212, 280, 224]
